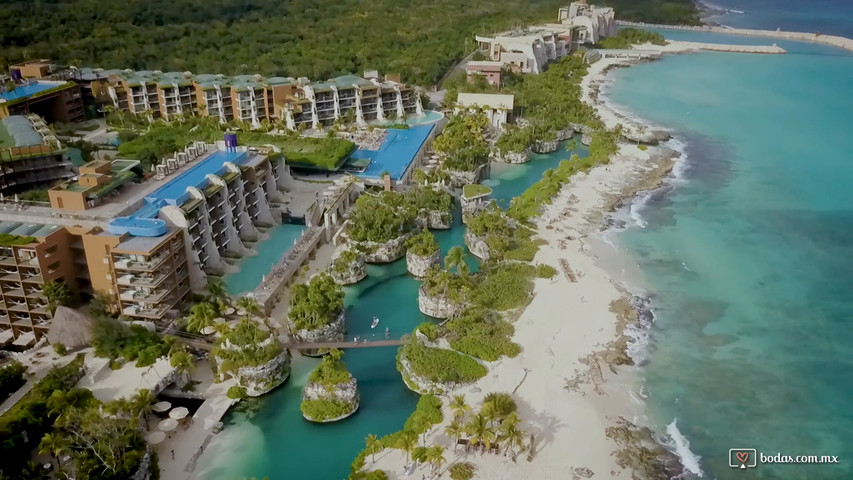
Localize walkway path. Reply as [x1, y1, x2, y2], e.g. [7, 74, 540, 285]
[617, 20, 853, 51]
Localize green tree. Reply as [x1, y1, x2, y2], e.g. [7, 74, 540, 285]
[444, 246, 469, 277]
[237, 296, 262, 317]
[393, 432, 417, 462]
[42, 280, 71, 313]
[365, 433, 381, 463]
[497, 414, 526, 456]
[185, 302, 217, 333]
[444, 420, 464, 452]
[129, 388, 155, 429]
[206, 278, 230, 313]
[288, 273, 344, 331]
[450, 394, 470, 421]
[38, 431, 71, 470]
[427, 444, 446, 474]
[565, 138, 578, 156]
[465, 414, 495, 453]
[170, 347, 195, 384]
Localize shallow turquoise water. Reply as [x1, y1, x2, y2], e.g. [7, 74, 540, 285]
[198, 139, 586, 480]
[223, 224, 307, 295]
[608, 35, 853, 479]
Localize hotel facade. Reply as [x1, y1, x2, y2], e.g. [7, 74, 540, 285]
[72, 69, 422, 129]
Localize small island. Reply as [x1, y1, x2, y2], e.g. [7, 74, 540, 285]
[212, 317, 291, 397]
[288, 273, 346, 355]
[433, 111, 491, 186]
[347, 192, 420, 263]
[301, 349, 360, 422]
[418, 246, 470, 319]
[495, 124, 532, 163]
[405, 230, 441, 277]
[329, 249, 367, 285]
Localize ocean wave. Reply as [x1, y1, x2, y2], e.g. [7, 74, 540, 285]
[665, 419, 705, 478]
[625, 294, 656, 365]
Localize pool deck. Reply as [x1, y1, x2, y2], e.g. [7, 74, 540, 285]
[0, 81, 69, 103]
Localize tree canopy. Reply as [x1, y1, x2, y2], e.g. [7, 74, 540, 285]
[288, 273, 345, 331]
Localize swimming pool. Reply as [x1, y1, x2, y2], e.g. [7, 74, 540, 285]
[0, 82, 62, 102]
[349, 124, 434, 180]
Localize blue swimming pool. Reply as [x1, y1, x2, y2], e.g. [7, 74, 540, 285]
[349, 124, 434, 180]
[0, 82, 61, 102]
[405, 110, 443, 125]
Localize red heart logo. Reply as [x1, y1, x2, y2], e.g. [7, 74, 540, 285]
[736, 452, 749, 463]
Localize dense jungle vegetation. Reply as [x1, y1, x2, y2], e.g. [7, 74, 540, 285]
[1, 0, 698, 85]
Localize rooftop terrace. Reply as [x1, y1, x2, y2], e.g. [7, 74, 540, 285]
[0, 220, 59, 239]
[0, 81, 73, 104]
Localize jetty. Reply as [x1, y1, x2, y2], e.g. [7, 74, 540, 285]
[617, 20, 853, 52]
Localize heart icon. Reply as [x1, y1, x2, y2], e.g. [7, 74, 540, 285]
[736, 452, 749, 463]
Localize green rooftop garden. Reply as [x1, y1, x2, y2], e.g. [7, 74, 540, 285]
[0, 233, 36, 246]
[462, 184, 492, 199]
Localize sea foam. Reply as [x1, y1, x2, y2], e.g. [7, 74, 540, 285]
[665, 419, 705, 478]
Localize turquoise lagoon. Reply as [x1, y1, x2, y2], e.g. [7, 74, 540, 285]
[198, 140, 588, 480]
[224, 223, 307, 296]
[606, 32, 853, 478]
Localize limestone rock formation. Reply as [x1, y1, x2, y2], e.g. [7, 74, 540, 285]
[329, 251, 367, 285]
[464, 230, 491, 261]
[532, 139, 559, 153]
[301, 376, 359, 423]
[407, 249, 441, 278]
[495, 148, 531, 164]
[418, 284, 464, 319]
[352, 233, 412, 263]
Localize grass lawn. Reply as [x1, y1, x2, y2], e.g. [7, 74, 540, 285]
[462, 183, 492, 199]
[274, 137, 355, 170]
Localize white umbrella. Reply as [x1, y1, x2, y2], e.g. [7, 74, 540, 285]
[169, 407, 189, 420]
[200, 326, 217, 335]
[152, 401, 171, 413]
[158, 418, 178, 432]
[145, 431, 166, 445]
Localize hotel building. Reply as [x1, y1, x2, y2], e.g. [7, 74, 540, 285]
[72, 68, 421, 129]
[475, 28, 574, 74]
[0, 115, 76, 195]
[558, 1, 617, 44]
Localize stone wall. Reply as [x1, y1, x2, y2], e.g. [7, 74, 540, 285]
[302, 377, 360, 423]
[464, 231, 491, 261]
[352, 233, 413, 263]
[407, 249, 440, 278]
[495, 149, 531, 164]
[418, 285, 464, 319]
[532, 139, 559, 153]
[291, 310, 346, 345]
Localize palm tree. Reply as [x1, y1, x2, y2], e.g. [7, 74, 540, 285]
[444, 420, 464, 451]
[465, 414, 495, 453]
[394, 433, 417, 462]
[428, 445, 446, 474]
[237, 296, 262, 317]
[565, 138, 578, 156]
[129, 389, 155, 429]
[498, 420, 526, 457]
[185, 302, 216, 333]
[170, 349, 195, 385]
[482, 392, 517, 423]
[206, 278, 230, 313]
[444, 246, 469, 277]
[450, 394, 470, 422]
[39, 432, 70, 470]
[365, 434, 381, 463]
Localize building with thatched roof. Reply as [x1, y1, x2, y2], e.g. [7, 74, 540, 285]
[46, 306, 94, 350]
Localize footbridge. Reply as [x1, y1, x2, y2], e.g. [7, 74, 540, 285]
[163, 330, 405, 352]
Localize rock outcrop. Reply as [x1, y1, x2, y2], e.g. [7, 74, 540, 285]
[495, 149, 531, 164]
[421, 209, 452, 230]
[407, 249, 441, 278]
[623, 128, 672, 145]
[532, 139, 559, 153]
[398, 349, 462, 395]
[464, 231, 491, 261]
[447, 164, 486, 188]
[581, 133, 593, 146]
[329, 251, 367, 285]
[556, 127, 575, 141]
[233, 349, 292, 397]
[418, 285, 464, 319]
[352, 233, 412, 263]
[291, 311, 346, 355]
[570, 122, 594, 135]
[301, 376, 359, 423]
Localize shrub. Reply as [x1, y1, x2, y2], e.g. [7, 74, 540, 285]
[599, 28, 667, 49]
[349, 192, 419, 243]
[496, 125, 532, 154]
[300, 398, 354, 421]
[403, 394, 443, 432]
[445, 309, 520, 362]
[0, 361, 26, 402]
[449, 462, 476, 480]
[289, 273, 344, 331]
[472, 263, 535, 311]
[91, 316, 170, 367]
[461, 183, 492, 199]
[226, 386, 248, 399]
[398, 342, 487, 384]
[52, 343, 68, 355]
[332, 250, 360, 274]
[638, 144, 648, 151]
[406, 230, 439, 257]
[536, 264, 558, 278]
[416, 322, 440, 341]
[308, 349, 352, 388]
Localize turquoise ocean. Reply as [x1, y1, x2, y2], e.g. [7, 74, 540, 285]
[604, 4, 853, 478]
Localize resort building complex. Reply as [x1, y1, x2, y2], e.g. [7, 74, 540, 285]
[474, 3, 617, 73]
[0, 115, 76, 194]
[558, 1, 617, 44]
[466, 61, 504, 86]
[71, 68, 422, 129]
[455, 93, 515, 130]
[1, 61, 84, 123]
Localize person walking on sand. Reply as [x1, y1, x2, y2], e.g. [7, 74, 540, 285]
[171, 449, 175, 460]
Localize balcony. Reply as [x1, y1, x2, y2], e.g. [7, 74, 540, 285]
[122, 304, 170, 320]
[117, 272, 168, 288]
[120, 288, 170, 304]
[113, 254, 168, 272]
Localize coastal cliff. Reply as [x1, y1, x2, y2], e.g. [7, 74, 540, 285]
[329, 250, 367, 285]
[407, 249, 440, 278]
[464, 231, 491, 261]
[352, 233, 412, 263]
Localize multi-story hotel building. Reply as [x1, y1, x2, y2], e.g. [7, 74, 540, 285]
[558, 1, 617, 45]
[0, 115, 76, 195]
[71, 68, 420, 129]
[475, 27, 574, 74]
